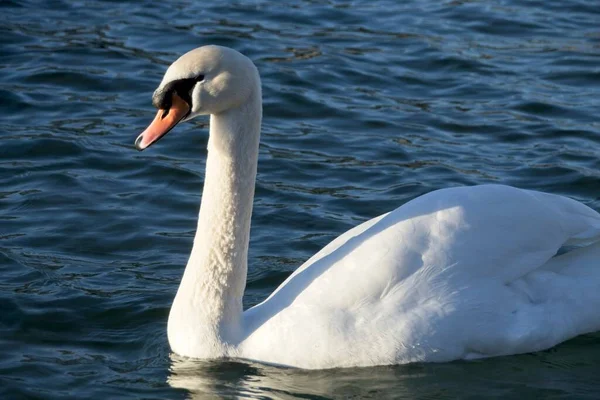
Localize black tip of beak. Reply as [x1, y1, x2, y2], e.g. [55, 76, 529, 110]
[134, 135, 145, 152]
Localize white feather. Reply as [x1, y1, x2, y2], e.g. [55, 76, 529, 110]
[157, 45, 600, 369]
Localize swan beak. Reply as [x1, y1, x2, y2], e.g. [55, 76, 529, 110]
[135, 93, 190, 151]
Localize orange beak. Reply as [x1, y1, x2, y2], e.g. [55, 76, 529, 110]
[135, 92, 190, 151]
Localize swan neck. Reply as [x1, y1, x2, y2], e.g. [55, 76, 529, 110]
[168, 92, 261, 356]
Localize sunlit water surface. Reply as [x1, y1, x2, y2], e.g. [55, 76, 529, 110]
[2, 0, 600, 398]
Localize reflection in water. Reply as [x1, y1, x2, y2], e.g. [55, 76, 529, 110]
[168, 335, 600, 399]
[167, 354, 426, 399]
[4, 0, 600, 397]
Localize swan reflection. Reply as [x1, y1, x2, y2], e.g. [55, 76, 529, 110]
[167, 342, 598, 399]
[167, 354, 410, 399]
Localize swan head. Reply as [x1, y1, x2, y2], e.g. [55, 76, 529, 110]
[135, 45, 259, 151]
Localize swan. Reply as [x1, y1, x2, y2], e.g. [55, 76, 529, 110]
[135, 45, 600, 369]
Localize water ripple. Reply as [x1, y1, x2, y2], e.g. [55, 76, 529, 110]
[2, 0, 600, 398]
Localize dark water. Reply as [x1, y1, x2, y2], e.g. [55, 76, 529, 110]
[2, 0, 600, 398]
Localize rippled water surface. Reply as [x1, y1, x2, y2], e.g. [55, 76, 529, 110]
[2, 0, 600, 398]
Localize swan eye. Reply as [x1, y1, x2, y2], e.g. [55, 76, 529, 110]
[153, 77, 200, 109]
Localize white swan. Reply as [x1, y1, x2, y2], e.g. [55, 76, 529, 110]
[135, 45, 600, 369]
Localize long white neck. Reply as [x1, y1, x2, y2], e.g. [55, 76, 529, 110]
[168, 91, 261, 357]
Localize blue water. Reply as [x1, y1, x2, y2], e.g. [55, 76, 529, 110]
[2, 0, 600, 398]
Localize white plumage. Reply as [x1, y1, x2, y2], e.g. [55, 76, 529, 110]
[136, 45, 600, 369]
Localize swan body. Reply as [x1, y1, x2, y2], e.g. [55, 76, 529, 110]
[135, 45, 600, 369]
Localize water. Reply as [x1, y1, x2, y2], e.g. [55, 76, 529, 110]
[2, 0, 600, 398]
